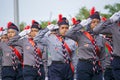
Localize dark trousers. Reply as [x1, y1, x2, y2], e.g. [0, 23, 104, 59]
[111, 57, 120, 80]
[48, 62, 74, 80]
[2, 65, 23, 80]
[76, 60, 102, 80]
[23, 65, 45, 80]
[104, 68, 115, 80]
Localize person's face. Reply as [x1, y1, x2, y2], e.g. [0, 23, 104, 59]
[7, 29, 17, 39]
[1, 35, 8, 42]
[90, 19, 100, 29]
[30, 28, 39, 38]
[59, 25, 69, 36]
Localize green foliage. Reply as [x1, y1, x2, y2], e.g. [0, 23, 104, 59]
[100, 13, 111, 19]
[104, 3, 120, 15]
[75, 7, 90, 20]
[19, 22, 26, 31]
[75, 3, 120, 20]
[102, 3, 120, 18]
[40, 20, 57, 28]
[40, 21, 48, 29]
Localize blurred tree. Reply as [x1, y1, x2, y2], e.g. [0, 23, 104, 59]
[101, 3, 120, 18]
[40, 20, 57, 28]
[40, 21, 48, 29]
[19, 22, 26, 31]
[75, 7, 89, 20]
[105, 3, 120, 15]
[75, 3, 120, 20]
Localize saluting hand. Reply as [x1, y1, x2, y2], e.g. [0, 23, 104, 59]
[110, 11, 120, 23]
[19, 29, 31, 37]
[80, 18, 92, 27]
[47, 24, 59, 31]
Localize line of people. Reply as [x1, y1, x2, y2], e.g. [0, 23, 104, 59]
[0, 10, 120, 80]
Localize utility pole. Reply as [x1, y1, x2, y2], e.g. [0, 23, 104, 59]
[14, 0, 20, 31]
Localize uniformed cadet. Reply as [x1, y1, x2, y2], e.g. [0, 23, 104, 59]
[0, 22, 23, 80]
[0, 28, 8, 42]
[93, 11, 120, 80]
[100, 34, 115, 80]
[43, 26, 60, 80]
[34, 17, 77, 80]
[65, 12, 106, 80]
[0, 28, 8, 79]
[8, 20, 45, 80]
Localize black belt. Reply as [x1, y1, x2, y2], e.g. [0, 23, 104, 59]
[79, 59, 94, 64]
[24, 65, 33, 68]
[52, 61, 64, 64]
[112, 55, 120, 59]
[24, 65, 43, 68]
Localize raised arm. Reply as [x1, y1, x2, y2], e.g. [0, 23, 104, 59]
[93, 21, 113, 35]
[8, 35, 23, 47]
[34, 24, 58, 46]
[65, 24, 82, 41]
[34, 28, 49, 46]
[93, 11, 120, 34]
[66, 18, 92, 41]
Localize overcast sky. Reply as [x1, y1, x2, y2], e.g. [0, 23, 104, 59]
[0, 0, 120, 27]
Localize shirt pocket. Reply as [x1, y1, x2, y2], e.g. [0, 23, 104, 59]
[52, 42, 62, 52]
[81, 42, 94, 52]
